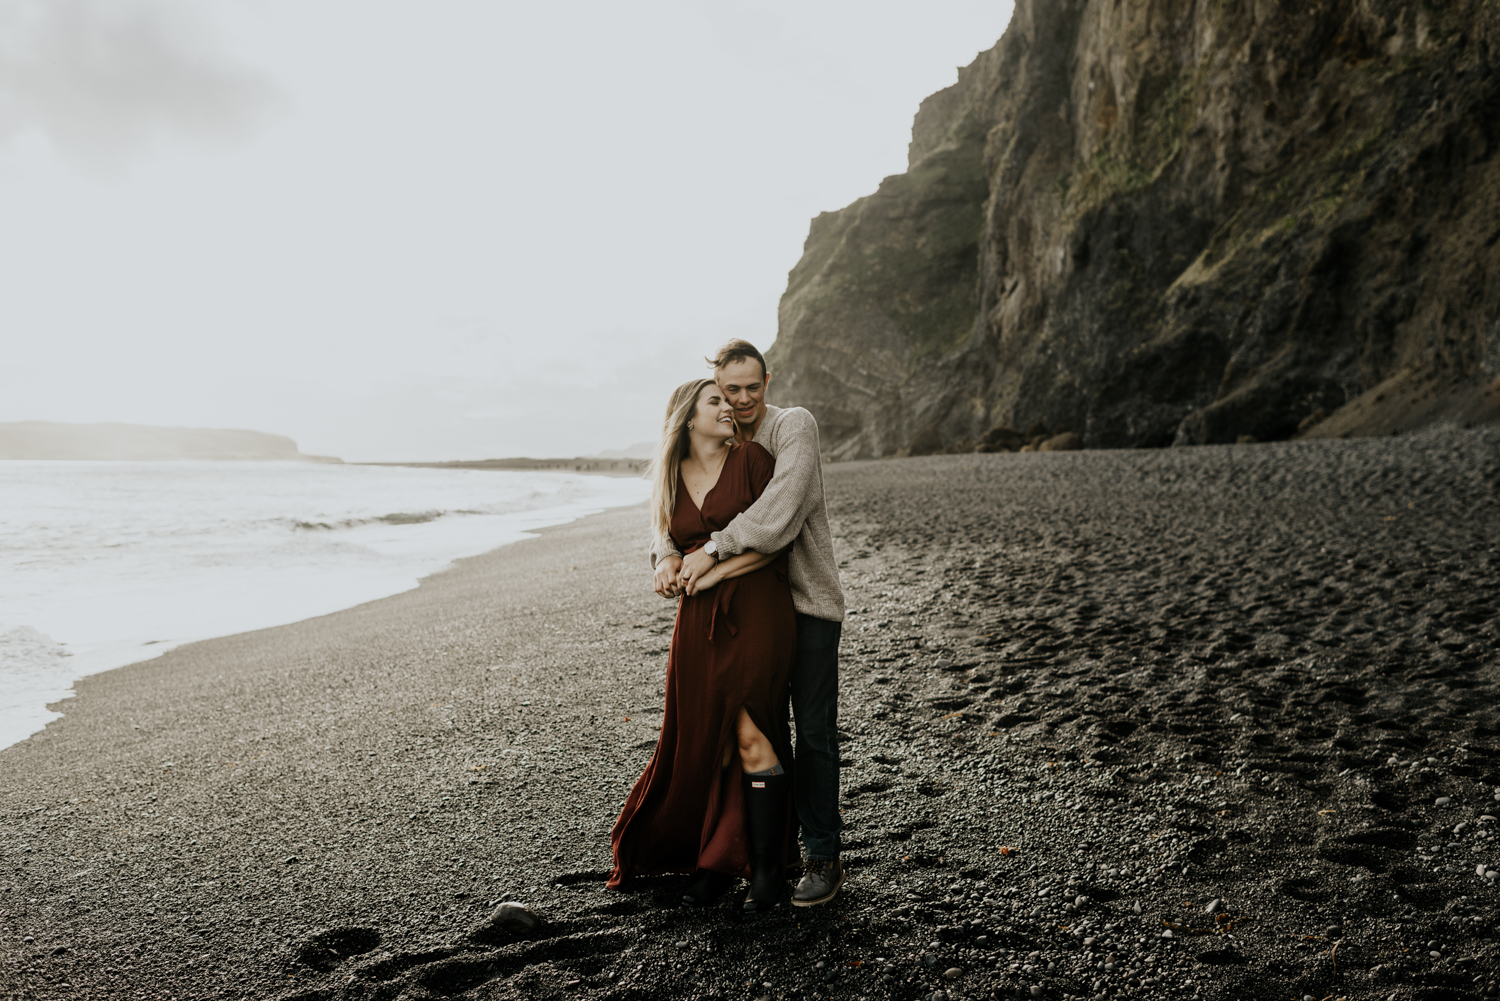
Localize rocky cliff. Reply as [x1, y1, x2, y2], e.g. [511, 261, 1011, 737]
[767, 0, 1500, 457]
[0, 422, 339, 461]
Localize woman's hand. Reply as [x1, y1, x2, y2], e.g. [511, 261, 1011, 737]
[677, 548, 718, 591]
[683, 564, 723, 597]
[654, 555, 684, 599]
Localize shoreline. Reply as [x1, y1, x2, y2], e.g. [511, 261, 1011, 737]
[1, 427, 1497, 1001]
[0, 471, 650, 753]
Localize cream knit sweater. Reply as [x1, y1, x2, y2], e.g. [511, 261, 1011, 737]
[653, 405, 845, 622]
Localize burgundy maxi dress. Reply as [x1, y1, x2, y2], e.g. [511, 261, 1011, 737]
[608, 441, 797, 888]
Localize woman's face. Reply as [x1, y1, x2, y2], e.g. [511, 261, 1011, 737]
[692, 384, 736, 442]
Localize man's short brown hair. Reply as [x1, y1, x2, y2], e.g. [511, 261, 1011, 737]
[706, 338, 767, 379]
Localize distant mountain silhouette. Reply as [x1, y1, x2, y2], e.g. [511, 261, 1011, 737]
[592, 441, 656, 460]
[0, 422, 341, 462]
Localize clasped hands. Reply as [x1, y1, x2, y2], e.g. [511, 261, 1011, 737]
[653, 549, 720, 599]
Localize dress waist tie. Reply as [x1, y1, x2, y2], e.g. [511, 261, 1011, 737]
[707, 579, 739, 643]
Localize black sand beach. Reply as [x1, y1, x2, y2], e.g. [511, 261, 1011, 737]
[3, 427, 1498, 1001]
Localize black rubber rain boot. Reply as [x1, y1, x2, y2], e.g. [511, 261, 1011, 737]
[741, 771, 789, 912]
[682, 868, 733, 908]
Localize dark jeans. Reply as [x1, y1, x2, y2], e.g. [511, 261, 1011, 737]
[790, 613, 842, 861]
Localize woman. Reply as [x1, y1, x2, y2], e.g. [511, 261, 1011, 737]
[608, 378, 797, 911]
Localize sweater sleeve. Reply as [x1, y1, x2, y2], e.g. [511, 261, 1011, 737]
[713, 410, 821, 558]
[650, 536, 683, 569]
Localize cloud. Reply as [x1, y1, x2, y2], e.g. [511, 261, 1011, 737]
[0, 0, 276, 167]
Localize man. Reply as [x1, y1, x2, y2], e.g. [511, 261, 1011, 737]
[652, 339, 847, 906]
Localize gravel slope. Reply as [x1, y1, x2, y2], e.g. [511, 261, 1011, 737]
[2, 425, 1498, 1001]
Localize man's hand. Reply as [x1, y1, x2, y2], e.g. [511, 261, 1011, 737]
[678, 548, 717, 592]
[654, 555, 684, 598]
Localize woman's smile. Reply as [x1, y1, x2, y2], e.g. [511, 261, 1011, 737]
[691, 388, 737, 440]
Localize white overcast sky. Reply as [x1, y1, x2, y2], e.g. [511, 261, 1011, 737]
[0, 0, 1013, 461]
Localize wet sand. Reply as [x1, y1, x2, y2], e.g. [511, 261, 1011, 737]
[1, 425, 1498, 1001]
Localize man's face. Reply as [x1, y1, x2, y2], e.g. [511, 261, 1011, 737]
[716, 358, 769, 427]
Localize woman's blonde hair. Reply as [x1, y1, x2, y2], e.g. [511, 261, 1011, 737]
[650, 378, 716, 551]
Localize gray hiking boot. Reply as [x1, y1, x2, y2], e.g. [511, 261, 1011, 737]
[791, 857, 844, 907]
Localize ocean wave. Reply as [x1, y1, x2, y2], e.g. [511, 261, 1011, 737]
[293, 510, 444, 530]
[377, 510, 443, 525]
[0, 625, 71, 667]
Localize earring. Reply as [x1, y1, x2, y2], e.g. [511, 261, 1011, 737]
[686, 423, 694, 430]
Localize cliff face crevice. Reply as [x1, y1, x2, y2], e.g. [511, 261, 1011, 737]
[767, 0, 1500, 457]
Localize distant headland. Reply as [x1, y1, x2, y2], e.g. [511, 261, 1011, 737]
[375, 441, 654, 477]
[0, 421, 343, 462]
[378, 456, 645, 477]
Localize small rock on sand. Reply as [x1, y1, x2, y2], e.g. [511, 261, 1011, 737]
[943, 967, 963, 979]
[1038, 432, 1083, 452]
[467, 902, 542, 944]
[978, 427, 1024, 451]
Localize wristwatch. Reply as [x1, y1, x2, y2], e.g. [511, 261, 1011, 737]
[703, 539, 721, 561]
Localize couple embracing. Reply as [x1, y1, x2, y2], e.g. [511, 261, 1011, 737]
[607, 339, 846, 912]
